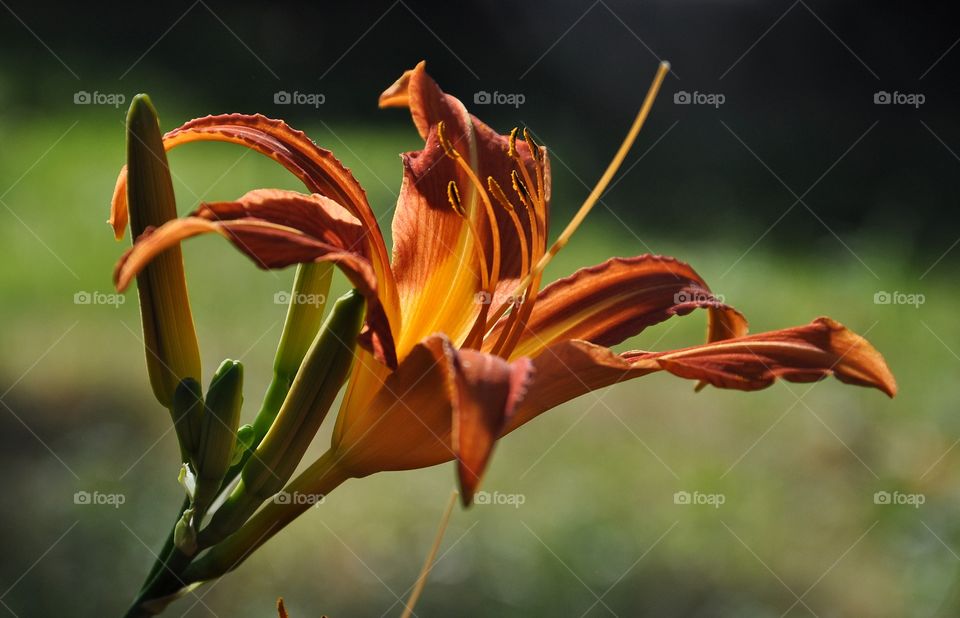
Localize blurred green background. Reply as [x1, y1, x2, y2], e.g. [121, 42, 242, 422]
[1, 1, 958, 616]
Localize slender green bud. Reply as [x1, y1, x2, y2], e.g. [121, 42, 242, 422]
[170, 378, 203, 464]
[252, 262, 333, 439]
[274, 262, 334, 378]
[201, 291, 364, 544]
[216, 263, 332, 490]
[193, 360, 243, 518]
[126, 94, 202, 408]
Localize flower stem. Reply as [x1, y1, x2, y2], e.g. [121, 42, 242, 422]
[136, 496, 191, 595]
[184, 450, 350, 583]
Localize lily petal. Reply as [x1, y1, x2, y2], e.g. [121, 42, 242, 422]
[114, 189, 397, 366]
[109, 113, 399, 338]
[451, 349, 532, 505]
[382, 62, 543, 354]
[488, 255, 748, 359]
[632, 317, 897, 396]
[331, 334, 532, 505]
[506, 317, 895, 434]
[392, 129, 485, 355]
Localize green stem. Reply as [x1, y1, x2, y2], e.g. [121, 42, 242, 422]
[199, 291, 363, 549]
[123, 545, 194, 617]
[185, 450, 351, 583]
[136, 496, 191, 594]
[214, 262, 332, 493]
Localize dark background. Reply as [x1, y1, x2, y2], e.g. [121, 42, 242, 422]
[2, 0, 957, 257]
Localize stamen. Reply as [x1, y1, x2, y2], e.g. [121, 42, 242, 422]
[437, 122, 503, 293]
[447, 180, 490, 291]
[510, 170, 534, 212]
[436, 121, 458, 159]
[447, 180, 465, 216]
[487, 176, 529, 282]
[482, 167, 544, 349]
[522, 128, 543, 165]
[508, 127, 519, 158]
[523, 129, 548, 209]
[505, 61, 670, 304]
[493, 274, 542, 357]
[488, 286, 528, 356]
[481, 170, 544, 337]
[508, 134, 547, 263]
[462, 298, 491, 350]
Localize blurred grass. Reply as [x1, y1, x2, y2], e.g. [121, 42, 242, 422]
[0, 106, 957, 618]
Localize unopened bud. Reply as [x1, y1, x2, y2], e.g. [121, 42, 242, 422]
[193, 360, 243, 518]
[124, 94, 202, 408]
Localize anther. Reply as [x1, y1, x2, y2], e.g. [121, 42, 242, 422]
[436, 121, 458, 159]
[508, 128, 519, 158]
[447, 180, 465, 216]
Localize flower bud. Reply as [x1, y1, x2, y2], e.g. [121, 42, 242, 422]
[170, 378, 203, 464]
[202, 291, 363, 544]
[251, 262, 333, 441]
[124, 94, 202, 408]
[193, 360, 243, 518]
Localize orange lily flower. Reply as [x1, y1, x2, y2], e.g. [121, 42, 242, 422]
[111, 61, 895, 513]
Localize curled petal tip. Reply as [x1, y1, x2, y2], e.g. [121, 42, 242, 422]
[814, 317, 897, 398]
[453, 353, 533, 506]
[379, 65, 419, 109]
[649, 317, 898, 398]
